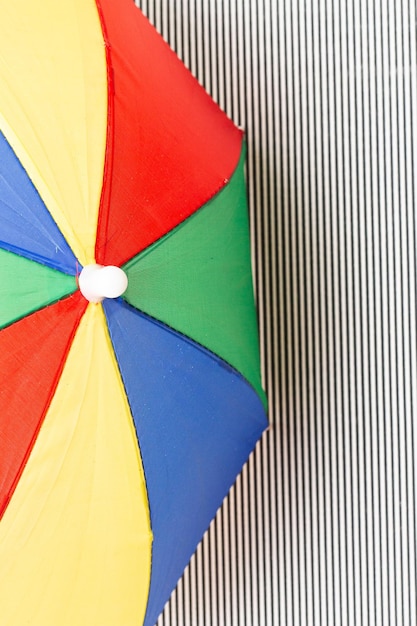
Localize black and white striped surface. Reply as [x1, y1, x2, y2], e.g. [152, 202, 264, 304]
[135, 1, 417, 624]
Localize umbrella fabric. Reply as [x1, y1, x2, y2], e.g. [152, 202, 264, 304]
[0, 1, 268, 625]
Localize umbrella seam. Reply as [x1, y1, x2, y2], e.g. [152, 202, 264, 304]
[122, 140, 247, 267]
[0, 295, 88, 522]
[118, 297, 267, 410]
[93, 0, 115, 266]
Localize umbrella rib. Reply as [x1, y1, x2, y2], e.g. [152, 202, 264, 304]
[93, 0, 116, 265]
[118, 299, 263, 399]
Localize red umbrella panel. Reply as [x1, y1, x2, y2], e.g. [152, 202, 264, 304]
[0, 1, 268, 625]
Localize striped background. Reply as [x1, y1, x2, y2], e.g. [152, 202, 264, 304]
[136, 1, 417, 625]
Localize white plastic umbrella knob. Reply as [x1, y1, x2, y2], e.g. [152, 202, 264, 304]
[79, 264, 128, 303]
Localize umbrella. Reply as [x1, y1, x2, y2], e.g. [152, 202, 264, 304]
[0, 1, 268, 625]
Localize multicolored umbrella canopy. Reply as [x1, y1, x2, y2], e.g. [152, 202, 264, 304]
[0, 1, 267, 624]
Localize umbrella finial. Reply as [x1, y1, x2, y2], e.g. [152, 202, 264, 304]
[78, 264, 128, 303]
